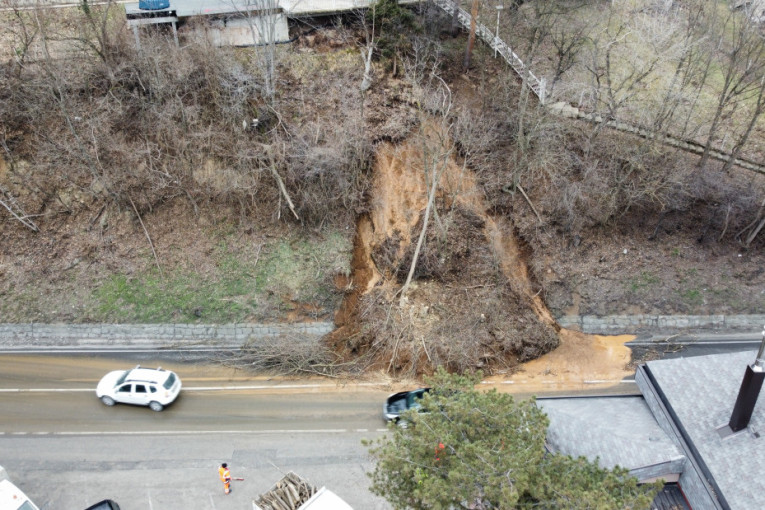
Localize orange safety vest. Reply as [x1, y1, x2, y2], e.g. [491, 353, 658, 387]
[219, 466, 230, 482]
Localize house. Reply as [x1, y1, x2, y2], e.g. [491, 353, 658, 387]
[540, 348, 765, 509]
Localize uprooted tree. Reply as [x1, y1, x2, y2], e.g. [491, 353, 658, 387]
[365, 369, 661, 510]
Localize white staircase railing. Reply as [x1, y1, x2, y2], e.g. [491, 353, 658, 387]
[428, 0, 765, 174]
[431, 0, 546, 104]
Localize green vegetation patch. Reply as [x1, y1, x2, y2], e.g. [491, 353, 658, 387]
[91, 231, 351, 323]
[627, 271, 660, 292]
[93, 266, 259, 323]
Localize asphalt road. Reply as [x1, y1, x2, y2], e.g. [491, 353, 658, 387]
[0, 354, 394, 509]
[628, 332, 763, 361]
[1, 332, 759, 510]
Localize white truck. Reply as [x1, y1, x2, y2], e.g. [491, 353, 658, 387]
[252, 472, 352, 510]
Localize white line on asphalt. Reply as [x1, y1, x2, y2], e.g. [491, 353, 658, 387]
[0, 429, 389, 436]
[583, 380, 637, 384]
[0, 349, 232, 354]
[0, 379, 637, 393]
[0, 388, 93, 392]
[0, 383, 386, 393]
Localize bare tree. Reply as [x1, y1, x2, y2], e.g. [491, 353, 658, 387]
[240, 0, 284, 103]
[463, 0, 479, 69]
[359, 4, 377, 93]
[698, 7, 765, 171]
[398, 48, 454, 306]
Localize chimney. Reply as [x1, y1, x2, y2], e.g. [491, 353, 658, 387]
[727, 325, 765, 433]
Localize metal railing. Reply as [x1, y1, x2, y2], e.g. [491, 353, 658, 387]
[429, 0, 765, 174]
[431, 0, 546, 104]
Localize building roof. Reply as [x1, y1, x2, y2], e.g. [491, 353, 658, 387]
[643, 350, 765, 510]
[539, 396, 685, 481]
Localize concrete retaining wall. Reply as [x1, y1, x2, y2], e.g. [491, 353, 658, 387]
[1, 314, 763, 350]
[0, 322, 334, 350]
[557, 314, 765, 334]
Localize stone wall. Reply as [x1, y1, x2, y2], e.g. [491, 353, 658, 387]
[0, 322, 334, 350]
[558, 314, 765, 334]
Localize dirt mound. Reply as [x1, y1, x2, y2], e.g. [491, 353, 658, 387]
[326, 122, 559, 376]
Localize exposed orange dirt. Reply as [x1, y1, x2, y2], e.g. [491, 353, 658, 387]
[326, 120, 631, 380]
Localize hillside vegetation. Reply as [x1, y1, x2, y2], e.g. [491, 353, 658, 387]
[1, 0, 765, 375]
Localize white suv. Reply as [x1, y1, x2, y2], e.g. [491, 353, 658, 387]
[96, 365, 182, 412]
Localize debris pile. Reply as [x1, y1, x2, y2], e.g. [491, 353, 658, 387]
[253, 472, 318, 510]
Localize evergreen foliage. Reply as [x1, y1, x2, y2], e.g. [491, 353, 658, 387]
[366, 368, 661, 509]
[367, 0, 417, 60]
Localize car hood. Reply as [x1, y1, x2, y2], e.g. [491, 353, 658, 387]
[96, 370, 126, 395]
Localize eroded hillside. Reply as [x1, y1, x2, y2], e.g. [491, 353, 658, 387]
[2, 11, 765, 379]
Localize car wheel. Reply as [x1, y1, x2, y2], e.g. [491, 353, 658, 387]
[101, 396, 116, 406]
[149, 401, 164, 412]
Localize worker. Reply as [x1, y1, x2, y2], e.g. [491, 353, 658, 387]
[219, 462, 232, 494]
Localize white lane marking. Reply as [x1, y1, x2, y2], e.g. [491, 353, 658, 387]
[0, 382, 388, 393]
[209, 495, 216, 510]
[0, 429, 387, 436]
[0, 380, 637, 393]
[0, 388, 93, 392]
[0, 349, 228, 354]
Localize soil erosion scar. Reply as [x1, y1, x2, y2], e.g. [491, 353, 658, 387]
[330, 120, 631, 379]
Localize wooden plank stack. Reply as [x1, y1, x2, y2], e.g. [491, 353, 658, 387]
[253, 472, 318, 510]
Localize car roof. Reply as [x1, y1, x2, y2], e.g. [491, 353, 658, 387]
[124, 367, 172, 385]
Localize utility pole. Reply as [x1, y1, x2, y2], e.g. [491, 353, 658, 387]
[463, 0, 479, 69]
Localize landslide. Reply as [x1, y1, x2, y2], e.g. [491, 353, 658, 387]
[326, 123, 559, 376]
[2, 14, 765, 379]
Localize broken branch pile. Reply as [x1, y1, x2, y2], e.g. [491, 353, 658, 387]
[253, 472, 318, 510]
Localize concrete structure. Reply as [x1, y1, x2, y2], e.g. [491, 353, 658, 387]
[542, 349, 765, 509]
[124, 0, 389, 47]
[125, 0, 290, 47]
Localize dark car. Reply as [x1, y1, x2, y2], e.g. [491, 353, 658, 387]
[383, 387, 431, 422]
[84, 500, 121, 510]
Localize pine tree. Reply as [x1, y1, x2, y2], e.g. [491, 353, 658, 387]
[366, 368, 660, 509]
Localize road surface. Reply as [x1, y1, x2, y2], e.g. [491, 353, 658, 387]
[1, 331, 758, 509]
[0, 354, 394, 509]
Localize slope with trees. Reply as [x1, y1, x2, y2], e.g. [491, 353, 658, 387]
[0, 0, 764, 376]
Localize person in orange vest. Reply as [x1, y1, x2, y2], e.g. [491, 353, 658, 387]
[219, 462, 232, 494]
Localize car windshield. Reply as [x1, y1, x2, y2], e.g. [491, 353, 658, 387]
[114, 370, 129, 386]
[163, 372, 176, 390]
[406, 389, 427, 408]
[18, 502, 38, 510]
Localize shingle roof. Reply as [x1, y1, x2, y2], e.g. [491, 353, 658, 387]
[645, 350, 765, 510]
[539, 396, 685, 479]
